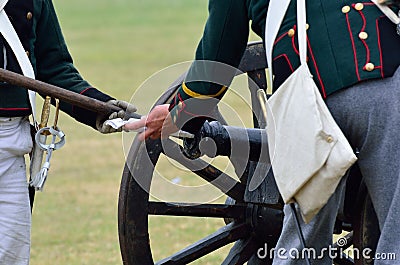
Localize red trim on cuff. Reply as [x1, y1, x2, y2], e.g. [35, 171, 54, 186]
[79, 87, 92, 95]
[72, 87, 92, 113]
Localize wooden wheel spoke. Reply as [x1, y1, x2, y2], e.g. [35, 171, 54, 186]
[161, 138, 245, 202]
[222, 237, 261, 265]
[155, 222, 251, 265]
[148, 202, 246, 218]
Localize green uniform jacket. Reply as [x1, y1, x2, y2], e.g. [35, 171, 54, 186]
[170, 0, 400, 132]
[0, 0, 113, 128]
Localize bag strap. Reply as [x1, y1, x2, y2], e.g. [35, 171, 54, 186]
[0, 4, 37, 125]
[265, 0, 291, 92]
[265, 0, 308, 92]
[297, 0, 307, 66]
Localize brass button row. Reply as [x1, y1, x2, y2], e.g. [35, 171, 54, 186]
[342, 3, 364, 13]
[341, 3, 375, 72]
[284, 4, 374, 74]
[287, 24, 309, 38]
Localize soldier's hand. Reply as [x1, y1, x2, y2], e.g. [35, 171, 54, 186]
[96, 100, 137, 134]
[123, 104, 178, 140]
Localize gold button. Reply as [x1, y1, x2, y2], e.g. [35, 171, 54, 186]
[358, 31, 368, 40]
[354, 3, 364, 11]
[288, 29, 295, 37]
[342, 5, 351, 13]
[365, 63, 375, 72]
[25, 51, 30, 57]
[326, 136, 334, 143]
[306, 24, 310, 30]
[26, 12, 33, 20]
[326, 135, 334, 143]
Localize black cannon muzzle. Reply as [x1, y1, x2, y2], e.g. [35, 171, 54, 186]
[183, 120, 270, 163]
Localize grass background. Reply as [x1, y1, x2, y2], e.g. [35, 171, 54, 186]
[30, 0, 260, 264]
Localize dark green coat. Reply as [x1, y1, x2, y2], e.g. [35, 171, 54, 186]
[0, 0, 113, 128]
[170, 0, 400, 132]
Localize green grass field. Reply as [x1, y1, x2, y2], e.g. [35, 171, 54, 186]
[30, 1, 259, 264]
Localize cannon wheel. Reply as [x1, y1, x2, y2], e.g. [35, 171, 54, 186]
[118, 84, 283, 265]
[118, 42, 380, 265]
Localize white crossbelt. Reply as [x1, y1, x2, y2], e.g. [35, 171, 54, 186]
[0, 1, 54, 191]
[0, 0, 37, 124]
[0, 0, 7, 12]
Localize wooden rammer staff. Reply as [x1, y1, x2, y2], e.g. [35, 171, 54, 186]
[0, 68, 142, 119]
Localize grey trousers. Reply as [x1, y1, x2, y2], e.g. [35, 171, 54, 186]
[271, 67, 400, 265]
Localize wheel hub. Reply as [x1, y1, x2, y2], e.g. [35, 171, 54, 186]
[247, 203, 283, 243]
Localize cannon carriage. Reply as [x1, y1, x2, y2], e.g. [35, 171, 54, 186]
[117, 42, 380, 265]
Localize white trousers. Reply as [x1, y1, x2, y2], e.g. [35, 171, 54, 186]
[0, 117, 32, 265]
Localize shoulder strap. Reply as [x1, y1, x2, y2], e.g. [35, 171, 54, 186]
[265, 0, 308, 92]
[265, 0, 291, 92]
[0, 6, 37, 125]
[297, 0, 307, 65]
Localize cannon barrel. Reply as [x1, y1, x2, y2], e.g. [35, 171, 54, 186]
[187, 120, 270, 162]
